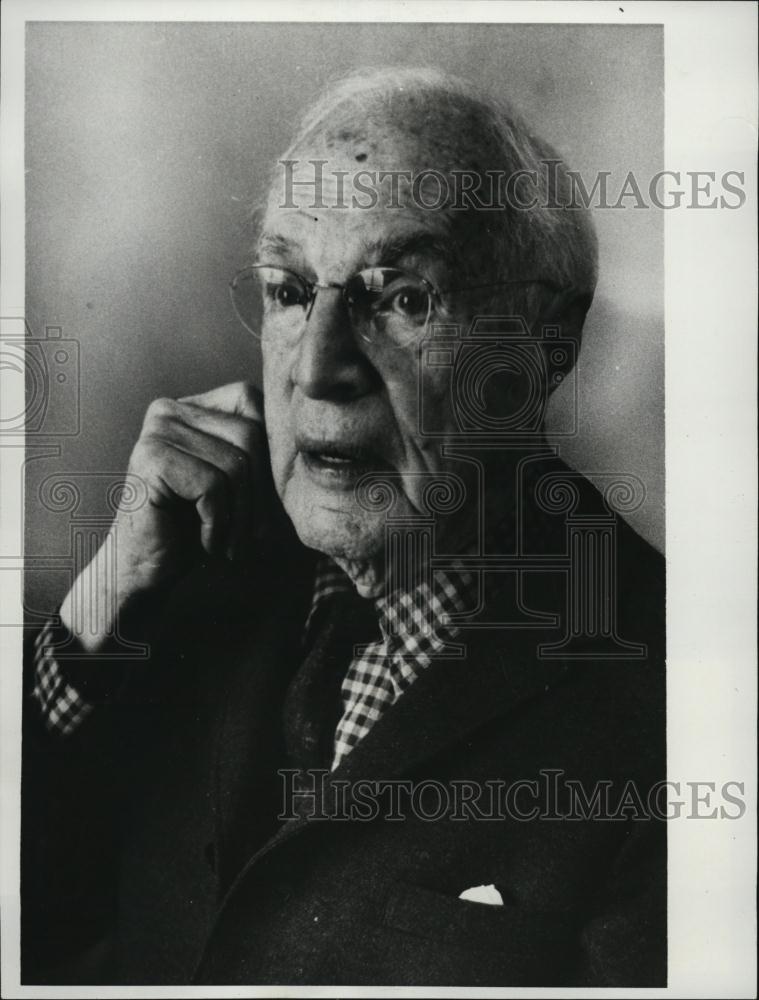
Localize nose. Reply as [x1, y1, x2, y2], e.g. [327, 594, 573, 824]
[289, 288, 376, 401]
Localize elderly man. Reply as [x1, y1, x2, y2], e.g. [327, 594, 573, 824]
[22, 68, 665, 987]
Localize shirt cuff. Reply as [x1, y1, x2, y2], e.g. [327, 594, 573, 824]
[31, 617, 136, 735]
[31, 621, 95, 736]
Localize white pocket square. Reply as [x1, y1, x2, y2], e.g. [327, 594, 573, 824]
[458, 883, 504, 906]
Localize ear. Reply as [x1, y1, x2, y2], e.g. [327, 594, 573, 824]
[532, 288, 594, 392]
[532, 287, 593, 343]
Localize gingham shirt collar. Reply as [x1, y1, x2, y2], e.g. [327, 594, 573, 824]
[307, 555, 477, 659]
[307, 555, 479, 768]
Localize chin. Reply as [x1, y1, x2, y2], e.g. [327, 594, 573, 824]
[283, 482, 385, 564]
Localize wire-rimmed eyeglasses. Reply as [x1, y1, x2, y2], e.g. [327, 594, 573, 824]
[229, 263, 568, 347]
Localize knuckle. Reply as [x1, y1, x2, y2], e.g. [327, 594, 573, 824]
[145, 396, 177, 424]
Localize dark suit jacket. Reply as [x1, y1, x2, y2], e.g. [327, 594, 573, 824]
[21, 459, 666, 987]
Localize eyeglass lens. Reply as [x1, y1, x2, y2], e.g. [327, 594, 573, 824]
[230, 265, 433, 345]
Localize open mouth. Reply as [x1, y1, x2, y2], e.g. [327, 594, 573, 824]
[298, 440, 388, 486]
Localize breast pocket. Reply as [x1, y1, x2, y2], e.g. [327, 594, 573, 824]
[380, 882, 580, 985]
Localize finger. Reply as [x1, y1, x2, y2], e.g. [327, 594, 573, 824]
[174, 402, 265, 457]
[146, 422, 259, 560]
[135, 439, 232, 557]
[146, 419, 254, 485]
[197, 491, 228, 557]
[143, 396, 264, 458]
[177, 381, 263, 421]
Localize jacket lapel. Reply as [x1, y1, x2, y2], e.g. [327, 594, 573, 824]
[210, 542, 316, 892]
[332, 618, 571, 789]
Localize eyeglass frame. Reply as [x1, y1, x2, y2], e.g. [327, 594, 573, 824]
[229, 262, 573, 345]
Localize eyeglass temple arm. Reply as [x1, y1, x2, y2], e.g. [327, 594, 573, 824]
[443, 277, 572, 295]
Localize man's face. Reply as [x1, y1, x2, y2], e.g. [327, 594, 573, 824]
[260, 121, 484, 589]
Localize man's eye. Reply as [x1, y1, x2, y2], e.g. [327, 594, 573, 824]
[387, 285, 429, 324]
[264, 282, 306, 309]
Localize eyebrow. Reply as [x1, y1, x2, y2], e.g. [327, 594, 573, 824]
[257, 230, 459, 273]
[256, 232, 300, 258]
[363, 232, 459, 272]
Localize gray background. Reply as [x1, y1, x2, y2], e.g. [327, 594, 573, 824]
[24, 22, 663, 615]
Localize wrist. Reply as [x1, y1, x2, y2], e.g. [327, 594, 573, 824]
[59, 535, 144, 654]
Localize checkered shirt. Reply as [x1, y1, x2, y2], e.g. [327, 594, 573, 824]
[32, 558, 478, 769]
[307, 557, 478, 770]
[31, 621, 94, 734]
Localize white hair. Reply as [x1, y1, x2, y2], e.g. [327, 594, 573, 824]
[261, 66, 598, 344]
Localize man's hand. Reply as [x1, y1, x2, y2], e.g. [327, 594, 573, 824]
[60, 382, 271, 652]
[117, 381, 268, 590]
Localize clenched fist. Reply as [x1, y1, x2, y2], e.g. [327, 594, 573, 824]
[60, 382, 275, 652]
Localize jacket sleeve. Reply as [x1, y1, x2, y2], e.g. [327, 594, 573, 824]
[20, 615, 161, 982]
[19, 552, 283, 983]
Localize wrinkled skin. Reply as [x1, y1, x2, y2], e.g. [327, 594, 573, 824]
[261, 112, 501, 596]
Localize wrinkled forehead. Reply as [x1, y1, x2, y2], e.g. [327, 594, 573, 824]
[268, 88, 489, 205]
[265, 133, 462, 216]
[261, 97, 498, 272]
